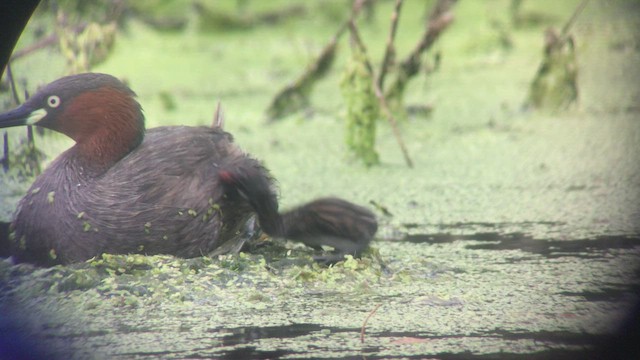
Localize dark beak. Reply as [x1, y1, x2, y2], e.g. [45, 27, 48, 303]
[0, 104, 45, 128]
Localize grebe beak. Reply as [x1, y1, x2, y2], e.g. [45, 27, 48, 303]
[0, 104, 47, 128]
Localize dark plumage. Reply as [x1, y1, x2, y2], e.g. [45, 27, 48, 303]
[0, 73, 377, 266]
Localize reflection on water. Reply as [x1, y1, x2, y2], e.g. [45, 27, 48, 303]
[403, 230, 640, 258]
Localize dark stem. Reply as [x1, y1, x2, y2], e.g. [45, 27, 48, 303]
[360, 303, 382, 344]
[5, 62, 38, 172]
[1, 131, 7, 172]
[265, 0, 368, 121]
[397, 0, 455, 83]
[27, 125, 35, 150]
[5, 62, 21, 105]
[10, 24, 88, 62]
[377, 0, 403, 89]
[212, 100, 224, 128]
[560, 0, 589, 37]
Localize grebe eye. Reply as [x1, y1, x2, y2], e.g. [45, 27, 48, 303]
[47, 95, 61, 108]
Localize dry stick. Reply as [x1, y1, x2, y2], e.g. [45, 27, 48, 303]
[212, 101, 225, 128]
[9, 34, 58, 62]
[1, 132, 8, 172]
[6, 64, 34, 147]
[395, 4, 454, 88]
[377, 0, 404, 89]
[10, 23, 88, 62]
[348, 20, 413, 168]
[560, 0, 589, 37]
[360, 303, 382, 344]
[1, 67, 14, 171]
[2, 63, 21, 173]
[5, 62, 20, 105]
[428, 0, 457, 22]
[265, 34, 338, 120]
[266, 0, 368, 121]
[5, 63, 38, 173]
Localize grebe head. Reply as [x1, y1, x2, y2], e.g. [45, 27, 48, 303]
[0, 73, 145, 172]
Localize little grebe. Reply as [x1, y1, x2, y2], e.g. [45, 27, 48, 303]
[0, 73, 377, 266]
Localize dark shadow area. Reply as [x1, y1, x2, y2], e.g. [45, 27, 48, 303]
[177, 323, 640, 360]
[403, 231, 640, 258]
[0, 306, 64, 360]
[214, 346, 292, 360]
[218, 323, 356, 346]
[0, 221, 9, 258]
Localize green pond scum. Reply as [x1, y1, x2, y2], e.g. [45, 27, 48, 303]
[1, 244, 388, 310]
[1, 0, 640, 358]
[341, 46, 380, 167]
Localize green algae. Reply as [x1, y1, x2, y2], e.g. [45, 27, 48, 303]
[1, 246, 389, 315]
[340, 46, 380, 167]
[46, 191, 55, 204]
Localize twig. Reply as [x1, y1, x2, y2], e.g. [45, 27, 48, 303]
[266, 0, 368, 121]
[383, 0, 455, 111]
[0, 63, 21, 173]
[3, 63, 40, 175]
[377, 0, 403, 89]
[1, 132, 7, 172]
[348, 21, 413, 168]
[360, 303, 382, 343]
[428, 0, 457, 22]
[265, 38, 338, 121]
[212, 101, 225, 128]
[398, 0, 455, 82]
[10, 24, 88, 62]
[5, 62, 20, 105]
[560, 0, 589, 37]
[7, 65, 35, 148]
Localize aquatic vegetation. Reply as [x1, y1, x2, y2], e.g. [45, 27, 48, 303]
[340, 47, 379, 167]
[527, 27, 578, 111]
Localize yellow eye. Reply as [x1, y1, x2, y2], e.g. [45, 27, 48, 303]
[47, 95, 61, 108]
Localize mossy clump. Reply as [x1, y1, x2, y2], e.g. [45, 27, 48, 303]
[57, 268, 102, 292]
[340, 47, 380, 167]
[285, 251, 386, 288]
[89, 253, 154, 276]
[57, 20, 117, 74]
[527, 28, 578, 112]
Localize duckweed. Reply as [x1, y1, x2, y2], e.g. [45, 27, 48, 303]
[47, 191, 55, 204]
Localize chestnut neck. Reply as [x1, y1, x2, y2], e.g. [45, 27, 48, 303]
[60, 87, 145, 176]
